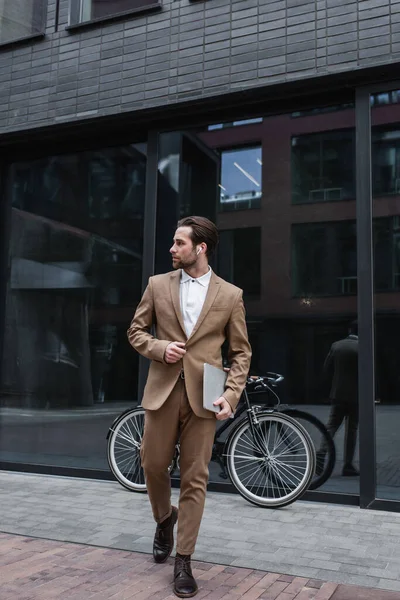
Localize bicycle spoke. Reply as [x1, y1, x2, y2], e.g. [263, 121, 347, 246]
[238, 430, 266, 455]
[270, 459, 304, 487]
[125, 419, 141, 444]
[120, 451, 141, 478]
[233, 454, 265, 462]
[114, 438, 140, 451]
[117, 425, 138, 446]
[273, 439, 306, 457]
[267, 461, 291, 496]
[129, 415, 144, 440]
[236, 460, 265, 489]
[271, 428, 299, 455]
[115, 449, 139, 468]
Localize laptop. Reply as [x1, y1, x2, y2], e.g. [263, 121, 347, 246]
[203, 363, 227, 414]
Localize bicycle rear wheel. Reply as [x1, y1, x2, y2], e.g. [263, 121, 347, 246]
[226, 412, 315, 508]
[107, 408, 146, 492]
[280, 409, 335, 490]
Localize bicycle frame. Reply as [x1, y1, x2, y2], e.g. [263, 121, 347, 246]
[214, 388, 276, 466]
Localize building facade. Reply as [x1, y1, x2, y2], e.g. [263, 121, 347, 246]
[0, 0, 399, 510]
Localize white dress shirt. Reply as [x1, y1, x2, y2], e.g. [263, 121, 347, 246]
[180, 267, 212, 338]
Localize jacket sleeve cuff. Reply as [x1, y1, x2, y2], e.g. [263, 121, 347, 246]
[222, 389, 239, 412]
[154, 340, 171, 363]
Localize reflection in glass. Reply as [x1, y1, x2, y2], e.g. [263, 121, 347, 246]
[0, 144, 146, 469]
[219, 147, 262, 211]
[291, 131, 355, 204]
[372, 93, 400, 500]
[218, 228, 261, 298]
[319, 322, 359, 477]
[292, 222, 357, 297]
[291, 104, 354, 118]
[208, 118, 263, 131]
[371, 90, 400, 107]
[373, 128, 400, 196]
[0, 0, 45, 44]
[163, 110, 358, 495]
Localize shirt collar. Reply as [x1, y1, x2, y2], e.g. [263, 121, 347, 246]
[181, 267, 212, 287]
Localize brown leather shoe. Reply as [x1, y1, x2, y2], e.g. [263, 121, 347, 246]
[153, 506, 178, 564]
[174, 554, 198, 598]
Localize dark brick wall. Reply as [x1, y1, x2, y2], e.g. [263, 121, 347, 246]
[0, 0, 399, 135]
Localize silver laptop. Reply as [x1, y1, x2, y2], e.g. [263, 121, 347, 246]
[203, 363, 227, 414]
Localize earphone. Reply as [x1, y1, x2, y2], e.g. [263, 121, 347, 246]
[196, 248, 201, 255]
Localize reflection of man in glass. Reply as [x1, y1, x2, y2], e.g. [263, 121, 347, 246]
[320, 321, 359, 477]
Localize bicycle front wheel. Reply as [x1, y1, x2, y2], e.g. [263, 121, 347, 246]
[107, 408, 146, 493]
[226, 412, 315, 508]
[280, 409, 335, 491]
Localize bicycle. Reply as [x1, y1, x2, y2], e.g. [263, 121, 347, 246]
[245, 373, 336, 491]
[107, 372, 333, 508]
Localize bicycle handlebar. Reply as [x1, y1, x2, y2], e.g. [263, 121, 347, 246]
[224, 367, 285, 387]
[247, 372, 284, 386]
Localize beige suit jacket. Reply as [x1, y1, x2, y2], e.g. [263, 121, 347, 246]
[127, 269, 252, 419]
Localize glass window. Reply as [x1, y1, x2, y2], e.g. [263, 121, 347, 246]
[291, 104, 354, 118]
[372, 90, 400, 502]
[371, 90, 400, 108]
[0, 0, 45, 45]
[219, 147, 262, 212]
[291, 131, 355, 204]
[292, 221, 357, 297]
[372, 128, 400, 197]
[157, 103, 358, 496]
[374, 217, 400, 292]
[69, 0, 159, 25]
[0, 143, 146, 470]
[218, 228, 261, 298]
[208, 119, 263, 131]
[292, 218, 400, 298]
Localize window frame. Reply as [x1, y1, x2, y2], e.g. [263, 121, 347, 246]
[0, 0, 46, 49]
[67, 0, 162, 30]
[291, 128, 356, 205]
[291, 220, 358, 299]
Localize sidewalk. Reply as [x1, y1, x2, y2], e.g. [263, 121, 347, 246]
[2, 471, 400, 598]
[2, 534, 400, 600]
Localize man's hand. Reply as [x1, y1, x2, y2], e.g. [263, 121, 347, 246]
[214, 397, 233, 421]
[165, 342, 186, 364]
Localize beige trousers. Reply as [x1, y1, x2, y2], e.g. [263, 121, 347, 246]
[140, 378, 216, 555]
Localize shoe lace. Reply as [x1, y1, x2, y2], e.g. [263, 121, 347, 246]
[175, 555, 192, 577]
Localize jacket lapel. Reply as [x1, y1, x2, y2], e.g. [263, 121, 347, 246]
[187, 272, 220, 342]
[170, 270, 187, 338]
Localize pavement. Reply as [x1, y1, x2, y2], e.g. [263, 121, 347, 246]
[2, 472, 400, 598]
[2, 534, 399, 600]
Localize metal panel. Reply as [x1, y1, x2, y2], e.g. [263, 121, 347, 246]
[138, 131, 159, 402]
[355, 87, 376, 509]
[0, 161, 11, 397]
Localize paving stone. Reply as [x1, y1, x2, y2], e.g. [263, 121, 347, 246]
[2, 472, 400, 597]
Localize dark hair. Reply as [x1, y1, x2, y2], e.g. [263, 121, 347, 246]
[349, 320, 358, 335]
[177, 216, 219, 257]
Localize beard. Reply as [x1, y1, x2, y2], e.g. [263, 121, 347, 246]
[172, 252, 197, 270]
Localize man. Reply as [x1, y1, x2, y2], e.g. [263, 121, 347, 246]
[127, 216, 251, 598]
[320, 321, 359, 477]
